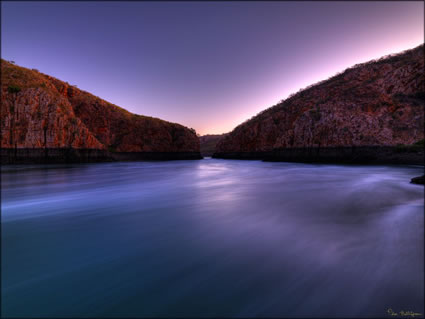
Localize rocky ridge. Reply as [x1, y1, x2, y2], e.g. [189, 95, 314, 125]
[214, 44, 424, 164]
[1, 60, 201, 163]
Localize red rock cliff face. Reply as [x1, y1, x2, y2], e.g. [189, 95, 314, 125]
[216, 45, 424, 153]
[1, 60, 200, 155]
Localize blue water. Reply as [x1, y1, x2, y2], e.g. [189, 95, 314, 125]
[1, 159, 424, 318]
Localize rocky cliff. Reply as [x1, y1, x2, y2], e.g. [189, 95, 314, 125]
[1, 60, 201, 163]
[199, 134, 227, 156]
[214, 45, 424, 164]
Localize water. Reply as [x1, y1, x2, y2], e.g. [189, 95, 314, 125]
[1, 159, 424, 318]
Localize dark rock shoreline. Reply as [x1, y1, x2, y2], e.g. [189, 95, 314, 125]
[3, 146, 421, 165]
[1, 148, 202, 164]
[411, 175, 425, 185]
[213, 146, 424, 165]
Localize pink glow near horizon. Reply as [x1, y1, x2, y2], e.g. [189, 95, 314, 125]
[2, 2, 424, 135]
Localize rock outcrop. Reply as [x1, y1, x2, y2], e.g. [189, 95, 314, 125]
[214, 45, 424, 164]
[1, 60, 201, 163]
[411, 175, 425, 185]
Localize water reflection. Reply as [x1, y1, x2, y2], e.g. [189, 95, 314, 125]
[1, 159, 424, 317]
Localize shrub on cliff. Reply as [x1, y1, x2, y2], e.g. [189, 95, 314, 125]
[413, 139, 424, 146]
[395, 140, 424, 153]
[7, 85, 21, 94]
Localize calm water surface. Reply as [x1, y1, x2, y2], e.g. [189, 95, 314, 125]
[1, 159, 424, 317]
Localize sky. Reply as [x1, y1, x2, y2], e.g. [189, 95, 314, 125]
[1, 2, 424, 135]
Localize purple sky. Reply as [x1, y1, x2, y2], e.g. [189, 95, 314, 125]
[2, 2, 423, 135]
